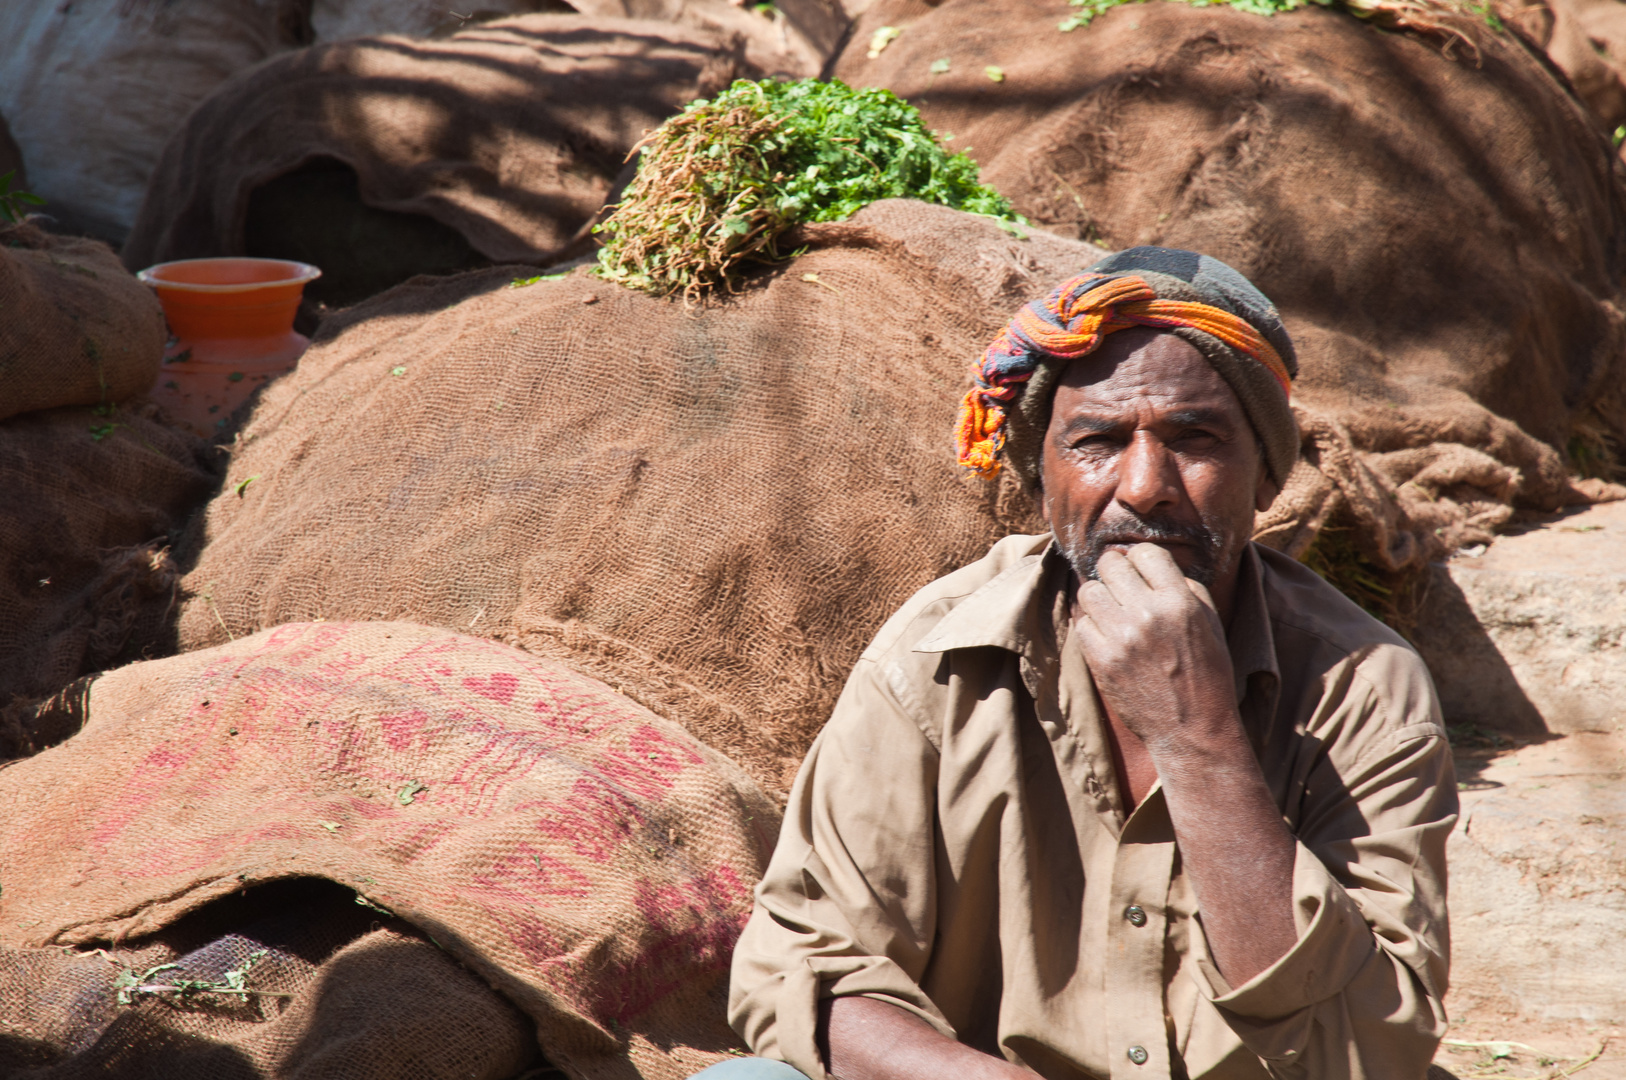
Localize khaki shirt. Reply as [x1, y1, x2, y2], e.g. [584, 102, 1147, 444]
[729, 534, 1455, 1080]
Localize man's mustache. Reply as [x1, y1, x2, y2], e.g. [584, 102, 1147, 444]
[1067, 511, 1225, 586]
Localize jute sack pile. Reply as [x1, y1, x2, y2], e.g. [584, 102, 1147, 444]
[0, 400, 214, 708]
[0, 621, 778, 1080]
[0, 218, 212, 708]
[836, 0, 1626, 570]
[0, 0, 315, 243]
[0, 221, 166, 421]
[0, 879, 540, 1079]
[566, 0, 850, 78]
[122, 16, 752, 308]
[171, 201, 1104, 793]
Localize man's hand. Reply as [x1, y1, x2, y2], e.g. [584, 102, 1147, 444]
[1071, 544, 1235, 754]
[1072, 543, 1299, 988]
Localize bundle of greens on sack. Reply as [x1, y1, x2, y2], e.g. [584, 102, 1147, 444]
[595, 77, 1021, 299]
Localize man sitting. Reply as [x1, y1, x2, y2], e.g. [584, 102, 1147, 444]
[715, 247, 1455, 1080]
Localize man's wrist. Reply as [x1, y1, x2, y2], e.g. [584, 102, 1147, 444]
[1137, 702, 1252, 767]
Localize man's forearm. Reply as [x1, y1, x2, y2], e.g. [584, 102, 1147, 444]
[1151, 715, 1298, 987]
[817, 996, 1029, 1080]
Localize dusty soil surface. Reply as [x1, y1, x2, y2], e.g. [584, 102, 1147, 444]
[1439, 730, 1626, 1078]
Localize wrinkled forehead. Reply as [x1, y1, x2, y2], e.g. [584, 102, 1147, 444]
[1048, 328, 1248, 425]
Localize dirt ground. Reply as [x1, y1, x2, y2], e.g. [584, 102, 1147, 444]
[1439, 730, 1626, 1079]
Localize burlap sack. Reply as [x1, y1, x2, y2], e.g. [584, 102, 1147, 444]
[314, 0, 847, 78]
[0, 621, 779, 1080]
[0, 222, 167, 422]
[835, 0, 1626, 568]
[122, 16, 752, 308]
[1506, 0, 1626, 129]
[568, 0, 850, 78]
[0, 0, 314, 243]
[0, 879, 540, 1080]
[171, 201, 1104, 793]
[0, 402, 213, 708]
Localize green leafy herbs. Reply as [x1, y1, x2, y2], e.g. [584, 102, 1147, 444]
[0, 170, 44, 225]
[509, 271, 569, 288]
[594, 78, 1021, 300]
[396, 779, 427, 805]
[110, 949, 290, 1007]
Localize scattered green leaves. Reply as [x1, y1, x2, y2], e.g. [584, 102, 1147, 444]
[396, 779, 427, 805]
[111, 949, 289, 1006]
[928, 57, 951, 74]
[595, 78, 1022, 300]
[867, 25, 901, 58]
[389, 365, 407, 377]
[89, 423, 118, 442]
[509, 271, 569, 288]
[232, 474, 260, 497]
[355, 892, 396, 916]
[0, 170, 45, 225]
[985, 65, 1006, 82]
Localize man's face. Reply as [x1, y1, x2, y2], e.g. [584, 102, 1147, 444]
[1039, 328, 1275, 594]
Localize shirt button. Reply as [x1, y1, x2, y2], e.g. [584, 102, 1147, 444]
[1124, 904, 1148, 927]
[1127, 1045, 1149, 1065]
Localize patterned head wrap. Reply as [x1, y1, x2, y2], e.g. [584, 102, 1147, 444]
[955, 246, 1300, 489]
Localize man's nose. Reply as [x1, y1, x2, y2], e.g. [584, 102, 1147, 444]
[1115, 431, 1182, 516]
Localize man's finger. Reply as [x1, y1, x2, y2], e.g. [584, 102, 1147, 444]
[1092, 548, 1154, 601]
[1125, 542, 1189, 591]
[1184, 576, 1220, 614]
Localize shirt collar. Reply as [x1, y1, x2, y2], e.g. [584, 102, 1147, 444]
[1226, 544, 1280, 705]
[912, 541, 1059, 662]
[913, 537, 1282, 707]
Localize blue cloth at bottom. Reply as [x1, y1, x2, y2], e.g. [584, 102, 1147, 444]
[686, 1057, 811, 1079]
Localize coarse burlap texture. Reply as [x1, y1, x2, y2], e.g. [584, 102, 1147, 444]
[0, 621, 779, 1080]
[566, 0, 849, 78]
[172, 201, 1105, 794]
[0, 222, 167, 422]
[835, 0, 1626, 569]
[1507, 0, 1626, 129]
[0, 402, 214, 708]
[0, 879, 541, 1080]
[0, 0, 315, 244]
[121, 15, 753, 302]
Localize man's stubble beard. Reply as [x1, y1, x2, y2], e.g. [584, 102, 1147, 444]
[1055, 507, 1244, 589]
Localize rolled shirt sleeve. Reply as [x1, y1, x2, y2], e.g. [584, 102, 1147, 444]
[728, 655, 951, 1080]
[1189, 704, 1456, 1077]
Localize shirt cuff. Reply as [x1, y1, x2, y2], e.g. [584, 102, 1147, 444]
[752, 955, 956, 1080]
[1189, 842, 1376, 1058]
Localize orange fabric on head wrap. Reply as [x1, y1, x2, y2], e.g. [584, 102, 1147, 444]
[955, 272, 1293, 479]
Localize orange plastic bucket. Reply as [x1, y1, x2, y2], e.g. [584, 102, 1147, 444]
[138, 257, 321, 437]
